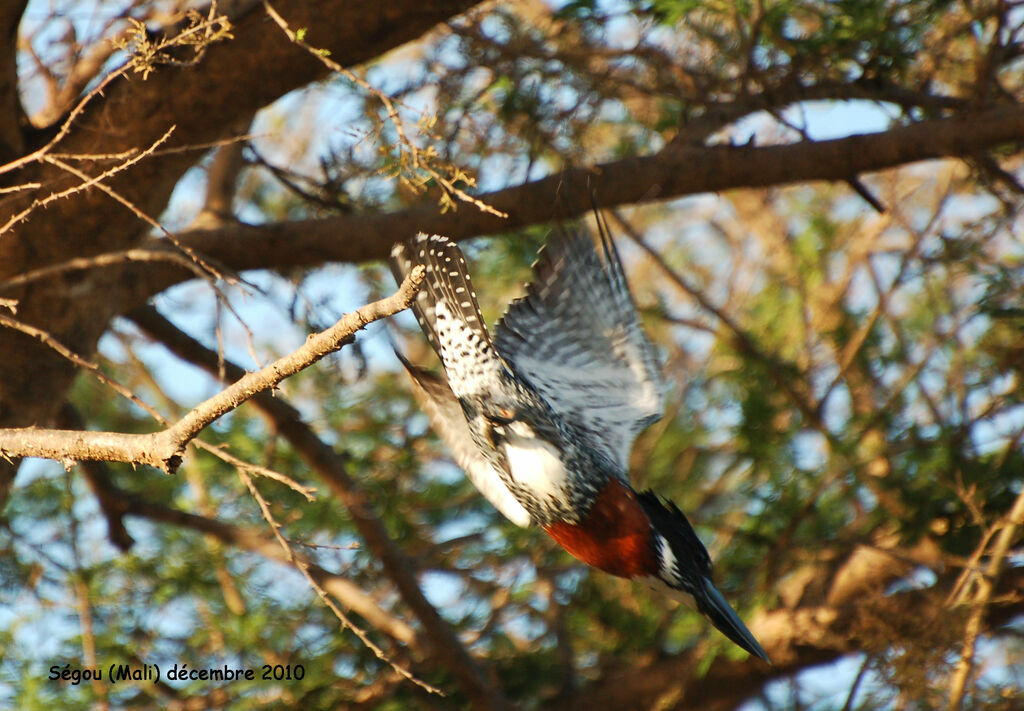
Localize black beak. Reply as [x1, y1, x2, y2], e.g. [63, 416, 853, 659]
[696, 575, 771, 663]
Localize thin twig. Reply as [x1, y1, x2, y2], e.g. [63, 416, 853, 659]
[0, 127, 177, 236]
[42, 147, 231, 285]
[0, 247, 211, 292]
[0, 7, 231, 183]
[262, 0, 506, 219]
[946, 485, 1024, 710]
[0, 313, 166, 423]
[192, 439, 316, 500]
[236, 468, 442, 694]
[0, 61, 129, 179]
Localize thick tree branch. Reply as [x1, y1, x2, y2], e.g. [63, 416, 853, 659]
[0, 0, 27, 163]
[554, 566, 1024, 711]
[0, 266, 424, 471]
[5, 104, 1021, 305]
[96, 104, 1024, 304]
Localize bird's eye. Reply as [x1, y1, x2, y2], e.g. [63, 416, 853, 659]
[487, 407, 517, 425]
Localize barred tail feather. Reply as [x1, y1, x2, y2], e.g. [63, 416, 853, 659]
[390, 233, 504, 399]
[391, 233, 490, 353]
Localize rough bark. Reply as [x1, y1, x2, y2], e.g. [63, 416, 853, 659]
[0, 0, 27, 163]
[38, 104, 1020, 323]
[0, 0, 478, 435]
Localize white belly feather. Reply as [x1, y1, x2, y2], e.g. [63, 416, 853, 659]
[501, 421, 568, 503]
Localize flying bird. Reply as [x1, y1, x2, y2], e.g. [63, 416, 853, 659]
[390, 213, 769, 663]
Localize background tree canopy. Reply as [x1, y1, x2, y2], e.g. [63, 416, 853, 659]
[0, 0, 1022, 708]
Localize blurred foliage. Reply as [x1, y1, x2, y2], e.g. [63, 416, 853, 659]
[2, 0, 1024, 709]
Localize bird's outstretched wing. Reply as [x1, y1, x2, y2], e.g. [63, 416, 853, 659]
[494, 214, 664, 471]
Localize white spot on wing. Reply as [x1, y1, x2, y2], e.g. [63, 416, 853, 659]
[433, 301, 503, 399]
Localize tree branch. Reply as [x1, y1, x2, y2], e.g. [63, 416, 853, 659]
[194, 142, 245, 225]
[0, 0, 27, 163]
[107, 104, 1024, 304]
[554, 566, 1024, 711]
[0, 265, 424, 471]
[127, 301, 512, 710]
[0, 0, 480, 446]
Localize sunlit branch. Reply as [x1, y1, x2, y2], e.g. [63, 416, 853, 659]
[126, 104, 1024, 285]
[0, 266, 425, 472]
[127, 299, 513, 710]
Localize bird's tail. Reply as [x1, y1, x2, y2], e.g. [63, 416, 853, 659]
[390, 233, 504, 398]
[637, 491, 770, 663]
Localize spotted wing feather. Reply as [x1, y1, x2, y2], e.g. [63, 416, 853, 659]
[494, 215, 664, 471]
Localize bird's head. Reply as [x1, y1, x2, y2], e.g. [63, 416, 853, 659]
[637, 491, 771, 663]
